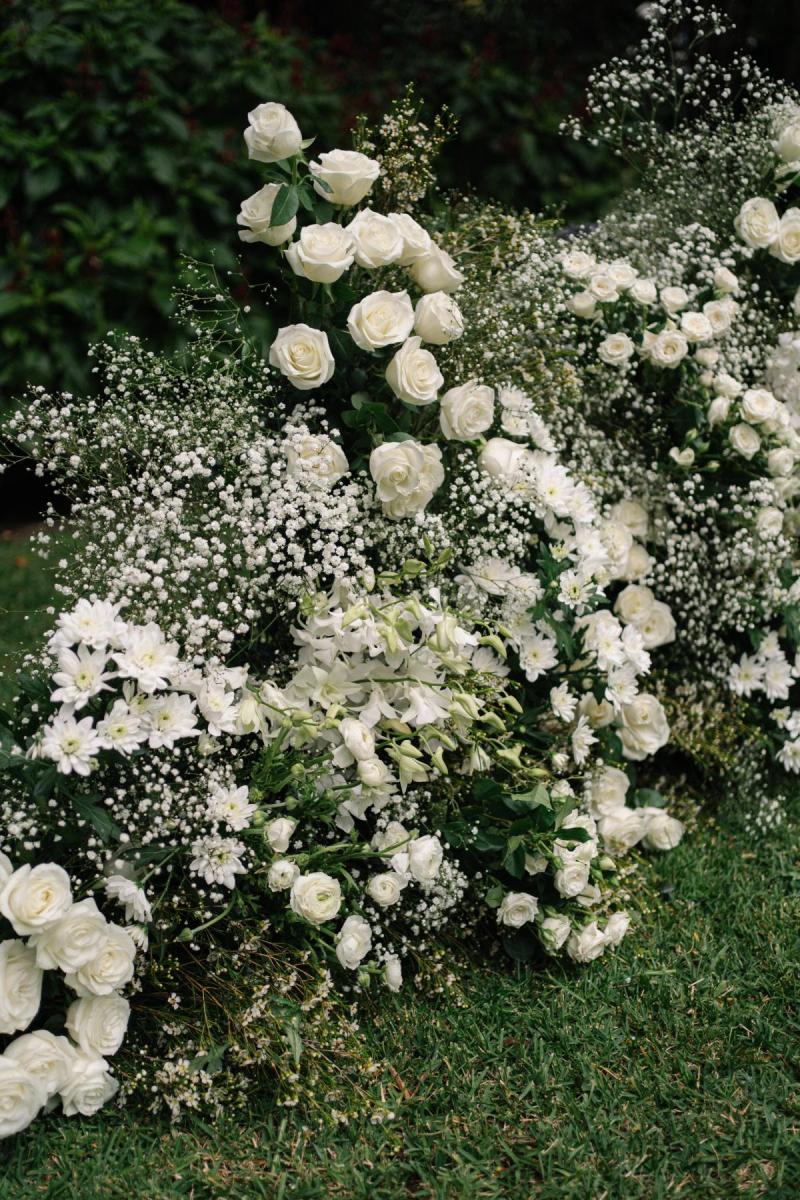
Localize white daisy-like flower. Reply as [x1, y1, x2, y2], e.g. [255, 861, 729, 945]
[190, 836, 247, 889]
[144, 693, 200, 749]
[51, 645, 115, 710]
[105, 875, 152, 923]
[40, 713, 101, 776]
[207, 785, 257, 832]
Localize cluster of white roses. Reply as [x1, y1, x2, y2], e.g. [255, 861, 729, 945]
[729, 627, 800, 772]
[0, 854, 136, 1139]
[735, 106, 800, 265]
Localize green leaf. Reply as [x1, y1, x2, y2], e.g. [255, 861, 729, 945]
[270, 184, 299, 227]
[502, 930, 538, 963]
[71, 794, 121, 843]
[633, 788, 665, 809]
[24, 166, 61, 201]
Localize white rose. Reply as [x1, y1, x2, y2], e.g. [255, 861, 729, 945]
[623, 541, 652, 580]
[588, 272, 619, 302]
[568, 290, 597, 319]
[669, 446, 695, 468]
[630, 278, 657, 304]
[0, 941, 43, 1035]
[713, 266, 739, 294]
[609, 499, 649, 539]
[267, 860, 300, 891]
[30, 897, 108, 973]
[757, 506, 784, 538]
[243, 102, 302, 163]
[290, 872, 342, 925]
[638, 600, 676, 649]
[346, 209, 403, 269]
[339, 717, 376, 761]
[59, 1051, 118, 1117]
[680, 311, 713, 342]
[649, 329, 689, 368]
[702, 299, 735, 335]
[408, 244, 465, 293]
[608, 259, 638, 288]
[357, 757, 392, 789]
[286, 434, 348, 486]
[696, 347, 720, 367]
[640, 807, 685, 851]
[604, 911, 631, 946]
[4, 1030, 75, 1098]
[589, 765, 630, 816]
[309, 149, 380, 207]
[539, 914, 571, 953]
[479, 436, 527, 479]
[768, 447, 795, 477]
[347, 290, 414, 351]
[714, 372, 742, 398]
[497, 892, 538, 928]
[237, 184, 297, 246]
[334, 915, 371, 970]
[269, 324, 335, 391]
[0, 863, 72, 936]
[366, 872, 405, 907]
[566, 921, 607, 963]
[389, 213, 432, 264]
[660, 286, 689, 312]
[614, 583, 655, 626]
[414, 292, 464, 345]
[385, 336, 443, 405]
[369, 440, 443, 518]
[66, 994, 130, 1057]
[598, 332, 635, 365]
[708, 395, 731, 426]
[407, 835, 443, 883]
[598, 806, 646, 853]
[770, 208, 800, 264]
[554, 850, 592, 898]
[619, 693, 670, 761]
[265, 817, 297, 854]
[0, 853, 11, 888]
[729, 422, 761, 459]
[735, 197, 780, 248]
[561, 249, 595, 278]
[65, 924, 136, 997]
[384, 955, 403, 992]
[0, 1057, 46, 1138]
[439, 380, 494, 441]
[285, 223, 354, 284]
[741, 388, 778, 424]
[776, 113, 800, 162]
[578, 693, 615, 729]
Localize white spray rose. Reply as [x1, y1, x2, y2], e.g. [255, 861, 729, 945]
[384, 955, 403, 992]
[269, 324, 335, 391]
[589, 765, 630, 817]
[588, 272, 619, 302]
[414, 292, 464, 345]
[640, 807, 685, 851]
[713, 265, 739, 294]
[389, 213, 432, 264]
[407, 835, 443, 883]
[357, 757, 392, 789]
[243, 102, 302, 163]
[660, 286, 689, 312]
[714, 372, 742, 398]
[347, 209, 403, 268]
[369, 440, 444, 518]
[741, 388, 778, 424]
[30, 897, 108, 973]
[4, 1030, 75, 1098]
[729, 422, 761, 460]
[59, 1052, 118, 1117]
[680, 311, 713, 342]
[623, 542, 652, 580]
[0, 940, 43, 1035]
[408, 244, 465, 293]
[366, 872, 405, 907]
[65, 924, 136, 997]
[614, 583, 655, 626]
[309, 149, 380, 206]
[0, 852, 11, 888]
[561, 249, 595, 278]
[598, 806, 646, 853]
[265, 817, 297, 854]
[604, 912, 631, 947]
[638, 600, 676, 650]
[554, 849, 592, 898]
[0, 1057, 46, 1139]
[768, 447, 795, 478]
[708, 396, 732, 426]
[237, 184, 297, 246]
[735, 197, 780, 248]
[539, 914, 571, 953]
[290, 872, 342, 925]
[609, 499, 649, 539]
[385, 336, 443, 405]
[630, 278, 657, 304]
[569, 290, 597, 319]
[267, 860, 300, 892]
[334, 915, 371, 970]
[649, 329, 689, 368]
[770, 208, 800, 264]
[703, 299, 735, 335]
[619, 694, 670, 761]
[347, 290, 414, 351]
[0, 863, 72, 936]
[497, 892, 538, 928]
[479, 437, 527, 479]
[66, 994, 130, 1057]
[598, 332, 635, 365]
[757, 506, 784, 538]
[285, 223, 354, 284]
[439, 380, 495, 441]
[567, 921, 607, 963]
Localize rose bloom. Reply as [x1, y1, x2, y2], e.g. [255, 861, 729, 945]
[660, 285, 689, 312]
[309, 149, 380, 207]
[0, 862, 72, 936]
[347, 290, 414, 351]
[290, 872, 342, 925]
[439, 380, 495, 441]
[59, 1052, 119, 1118]
[497, 892, 538, 928]
[0, 940, 43, 1035]
[619, 693, 670, 761]
[347, 209, 404, 268]
[740, 388, 777, 424]
[285, 434, 348, 487]
[408, 244, 465, 293]
[407, 835, 443, 883]
[285, 223, 354, 284]
[649, 329, 688, 368]
[679, 311, 713, 342]
[0, 1057, 46, 1139]
[268, 859, 300, 892]
[589, 764, 630, 817]
[389, 213, 432, 264]
[269, 324, 335, 391]
[735, 197, 780, 248]
[369, 439, 443, 518]
[630, 278, 657, 304]
[237, 183, 297, 246]
[729, 422, 761, 460]
[539, 914, 571, 953]
[265, 817, 297, 853]
[4, 1030, 75, 1098]
[414, 292, 464, 345]
[366, 872, 405, 907]
[566, 921, 607, 963]
[776, 112, 800, 162]
[598, 332, 635, 365]
[385, 337, 443, 406]
[479, 437, 527, 479]
[569, 290, 597, 319]
[609, 498, 649, 539]
[561, 249, 595, 278]
[770, 208, 800, 264]
[335, 915, 372, 969]
[66, 994, 130, 1057]
[244, 102, 302, 163]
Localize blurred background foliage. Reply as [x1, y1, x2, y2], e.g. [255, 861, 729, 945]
[1, 0, 798, 416]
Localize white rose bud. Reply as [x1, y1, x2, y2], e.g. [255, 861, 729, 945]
[708, 395, 732, 426]
[497, 892, 538, 928]
[668, 446, 695, 467]
[66, 994, 130, 1057]
[0, 863, 72, 936]
[714, 372, 742, 398]
[385, 336, 443, 405]
[309, 149, 380, 207]
[735, 197, 780, 248]
[619, 693, 670, 761]
[59, 1051, 119, 1117]
[346, 209, 403, 268]
[334, 914, 371, 970]
[407, 835, 443, 883]
[267, 859, 300, 891]
[366, 872, 405, 907]
[265, 817, 297, 854]
[439, 380, 495, 441]
[244, 102, 302, 163]
[414, 292, 464, 345]
[713, 265, 739, 294]
[347, 290, 414, 351]
[0, 1057, 46, 1139]
[479, 436, 526, 479]
[339, 717, 376, 761]
[775, 113, 800, 162]
[237, 183, 297, 246]
[285, 223, 354, 284]
[408, 244, 465, 293]
[757, 506, 784, 538]
[729, 422, 761, 459]
[389, 213, 432, 264]
[269, 324, 335, 391]
[640, 807, 685, 851]
[554, 849, 592, 898]
[566, 921, 607, 963]
[289, 872, 342, 925]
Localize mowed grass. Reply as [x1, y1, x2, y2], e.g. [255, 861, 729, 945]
[1, 536, 799, 1199]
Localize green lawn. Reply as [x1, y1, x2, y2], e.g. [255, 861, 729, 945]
[1, 537, 799, 1199]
